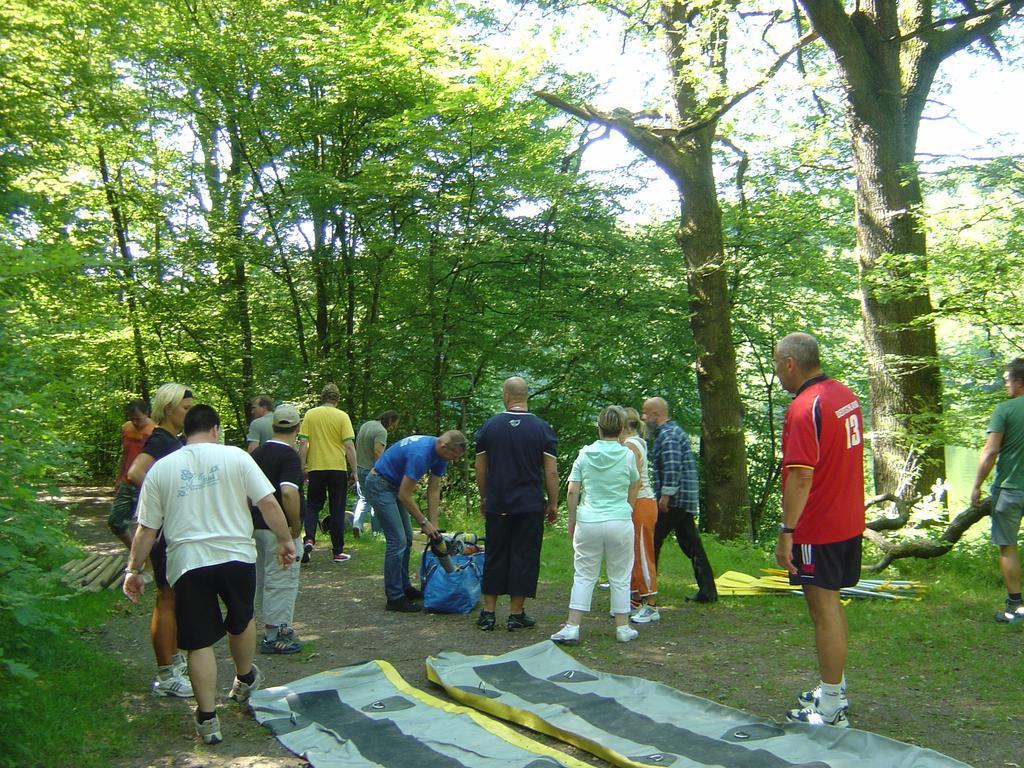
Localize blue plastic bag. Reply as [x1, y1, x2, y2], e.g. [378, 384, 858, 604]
[419, 548, 485, 614]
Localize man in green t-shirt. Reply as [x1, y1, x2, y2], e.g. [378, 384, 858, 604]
[971, 358, 1024, 623]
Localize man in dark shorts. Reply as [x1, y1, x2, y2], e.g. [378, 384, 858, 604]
[774, 333, 865, 728]
[124, 405, 296, 745]
[970, 357, 1024, 622]
[474, 377, 558, 631]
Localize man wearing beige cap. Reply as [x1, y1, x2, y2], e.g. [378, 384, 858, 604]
[251, 404, 305, 654]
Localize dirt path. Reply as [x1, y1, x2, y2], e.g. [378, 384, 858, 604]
[62, 487, 998, 768]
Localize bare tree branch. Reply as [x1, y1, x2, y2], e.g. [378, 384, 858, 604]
[674, 31, 818, 138]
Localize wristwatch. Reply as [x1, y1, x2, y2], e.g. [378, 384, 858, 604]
[778, 524, 795, 534]
[125, 566, 145, 575]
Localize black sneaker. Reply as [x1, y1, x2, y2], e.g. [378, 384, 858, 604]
[301, 539, 313, 564]
[386, 597, 422, 613]
[685, 592, 718, 604]
[507, 612, 536, 631]
[318, 516, 331, 534]
[476, 610, 496, 631]
[404, 586, 423, 601]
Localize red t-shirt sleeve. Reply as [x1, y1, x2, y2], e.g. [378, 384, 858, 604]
[782, 395, 819, 470]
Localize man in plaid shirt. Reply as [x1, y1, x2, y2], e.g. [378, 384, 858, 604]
[642, 397, 718, 603]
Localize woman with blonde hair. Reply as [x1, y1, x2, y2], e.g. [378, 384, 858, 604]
[125, 383, 194, 698]
[551, 406, 640, 644]
[622, 406, 659, 623]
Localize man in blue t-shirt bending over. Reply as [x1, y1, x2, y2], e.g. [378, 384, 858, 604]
[363, 430, 467, 612]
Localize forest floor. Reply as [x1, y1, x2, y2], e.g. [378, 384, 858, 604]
[60, 486, 1009, 768]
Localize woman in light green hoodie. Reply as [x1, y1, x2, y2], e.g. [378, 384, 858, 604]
[551, 406, 641, 645]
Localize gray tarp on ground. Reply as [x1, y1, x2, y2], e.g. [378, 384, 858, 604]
[426, 641, 972, 768]
[248, 659, 594, 768]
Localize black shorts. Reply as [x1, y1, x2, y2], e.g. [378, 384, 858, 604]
[788, 535, 862, 591]
[150, 533, 169, 588]
[172, 561, 256, 651]
[482, 512, 544, 598]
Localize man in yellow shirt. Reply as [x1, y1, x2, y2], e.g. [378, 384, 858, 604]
[299, 383, 357, 563]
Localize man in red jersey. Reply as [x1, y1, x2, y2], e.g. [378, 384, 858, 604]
[774, 332, 865, 728]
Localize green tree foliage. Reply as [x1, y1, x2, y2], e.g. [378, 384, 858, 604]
[928, 157, 1024, 444]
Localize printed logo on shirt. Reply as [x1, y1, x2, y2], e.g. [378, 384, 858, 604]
[509, 419, 521, 427]
[177, 466, 221, 497]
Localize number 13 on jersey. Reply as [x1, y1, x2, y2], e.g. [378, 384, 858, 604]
[844, 413, 862, 448]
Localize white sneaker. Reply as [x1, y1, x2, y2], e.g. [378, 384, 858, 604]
[786, 699, 849, 727]
[796, 683, 847, 708]
[630, 606, 661, 624]
[195, 714, 223, 744]
[172, 652, 188, 677]
[550, 624, 580, 645]
[995, 600, 1024, 623]
[152, 667, 193, 698]
[229, 663, 264, 703]
[616, 625, 639, 643]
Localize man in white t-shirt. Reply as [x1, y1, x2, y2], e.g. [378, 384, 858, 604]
[123, 404, 296, 746]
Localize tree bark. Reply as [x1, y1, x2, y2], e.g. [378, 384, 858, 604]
[97, 145, 150, 400]
[536, 0, 761, 538]
[673, 128, 750, 538]
[538, 87, 751, 535]
[797, 0, 1023, 497]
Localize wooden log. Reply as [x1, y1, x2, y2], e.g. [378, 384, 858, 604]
[62, 554, 103, 583]
[86, 556, 128, 592]
[109, 572, 126, 591]
[98, 555, 129, 588]
[61, 558, 82, 573]
[76, 555, 112, 586]
[65, 553, 103, 579]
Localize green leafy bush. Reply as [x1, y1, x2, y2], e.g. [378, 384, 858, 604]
[0, 392, 80, 681]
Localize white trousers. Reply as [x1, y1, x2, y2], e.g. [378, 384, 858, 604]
[254, 530, 302, 628]
[569, 519, 635, 614]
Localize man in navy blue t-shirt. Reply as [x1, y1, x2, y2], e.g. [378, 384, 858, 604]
[364, 430, 467, 612]
[474, 377, 559, 631]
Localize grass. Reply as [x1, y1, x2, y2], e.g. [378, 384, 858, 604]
[0, 591, 145, 768]
[25, 499, 1024, 768]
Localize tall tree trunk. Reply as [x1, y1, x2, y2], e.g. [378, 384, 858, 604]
[226, 120, 253, 398]
[850, 111, 943, 495]
[796, 0, 1021, 496]
[673, 128, 750, 538]
[358, 238, 392, 420]
[339, 211, 357, 413]
[97, 145, 150, 399]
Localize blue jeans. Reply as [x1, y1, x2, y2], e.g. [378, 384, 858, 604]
[364, 471, 413, 602]
[352, 467, 383, 533]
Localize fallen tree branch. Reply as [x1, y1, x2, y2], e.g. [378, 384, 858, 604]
[864, 492, 913, 531]
[864, 499, 991, 572]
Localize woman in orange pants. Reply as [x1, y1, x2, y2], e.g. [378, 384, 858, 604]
[622, 407, 659, 623]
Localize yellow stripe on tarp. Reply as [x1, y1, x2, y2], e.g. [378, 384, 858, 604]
[380, 660, 593, 768]
[426, 657, 653, 768]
